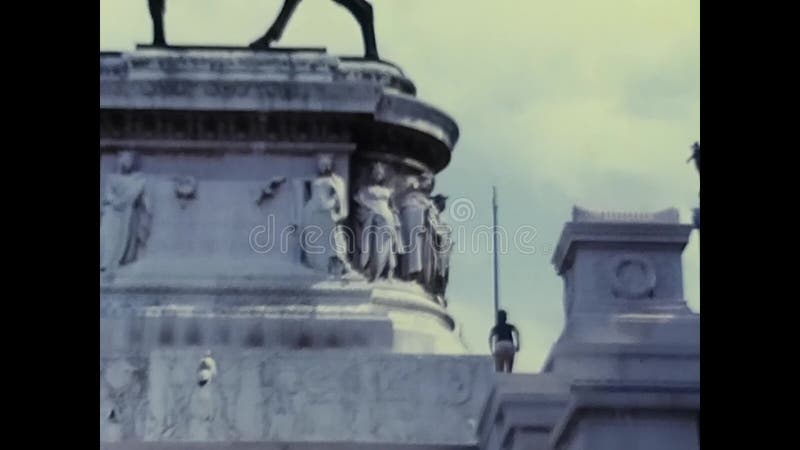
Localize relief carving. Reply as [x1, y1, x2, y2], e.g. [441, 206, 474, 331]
[299, 155, 352, 275]
[105, 352, 487, 445]
[187, 352, 232, 440]
[397, 173, 453, 300]
[100, 151, 152, 272]
[256, 176, 287, 206]
[100, 358, 148, 442]
[609, 254, 657, 300]
[173, 175, 197, 208]
[353, 162, 404, 281]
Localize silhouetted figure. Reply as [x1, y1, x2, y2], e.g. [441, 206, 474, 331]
[488, 310, 520, 373]
[146, 0, 379, 60]
[687, 142, 700, 173]
[687, 141, 700, 229]
[148, 0, 166, 46]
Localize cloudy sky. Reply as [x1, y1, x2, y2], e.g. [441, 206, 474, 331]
[100, 0, 700, 372]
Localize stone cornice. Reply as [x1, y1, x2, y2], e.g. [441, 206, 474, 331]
[101, 49, 416, 94]
[100, 50, 459, 172]
[552, 220, 693, 274]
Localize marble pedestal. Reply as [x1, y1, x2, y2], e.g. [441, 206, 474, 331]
[100, 48, 472, 448]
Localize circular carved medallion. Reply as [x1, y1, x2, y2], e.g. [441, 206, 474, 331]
[610, 255, 656, 300]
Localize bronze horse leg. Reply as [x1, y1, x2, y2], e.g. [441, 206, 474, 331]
[331, 0, 378, 60]
[249, 0, 379, 60]
[147, 0, 379, 60]
[148, 0, 166, 46]
[249, 0, 303, 49]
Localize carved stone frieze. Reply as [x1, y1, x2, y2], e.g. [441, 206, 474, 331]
[100, 351, 491, 444]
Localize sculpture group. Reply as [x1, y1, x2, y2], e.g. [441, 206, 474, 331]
[147, 0, 380, 60]
[101, 151, 452, 301]
[352, 162, 452, 298]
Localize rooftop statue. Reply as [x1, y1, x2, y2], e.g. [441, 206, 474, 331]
[687, 141, 700, 173]
[687, 141, 700, 230]
[147, 0, 380, 60]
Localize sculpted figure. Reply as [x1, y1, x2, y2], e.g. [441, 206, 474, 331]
[430, 194, 452, 299]
[187, 351, 230, 440]
[354, 162, 403, 280]
[147, 0, 380, 60]
[397, 175, 452, 299]
[100, 151, 151, 272]
[196, 351, 217, 387]
[399, 173, 436, 282]
[300, 155, 351, 275]
[687, 141, 700, 229]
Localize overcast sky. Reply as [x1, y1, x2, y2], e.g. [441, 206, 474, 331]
[100, 0, 700, 372]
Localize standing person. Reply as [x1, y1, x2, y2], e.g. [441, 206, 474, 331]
[488, 310, 520, 373]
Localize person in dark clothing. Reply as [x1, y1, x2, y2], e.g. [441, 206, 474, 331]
[488, 310, 520, 373]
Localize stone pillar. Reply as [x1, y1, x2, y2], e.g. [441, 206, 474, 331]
[545, 206, 699, 382]
[478, 206, 699, 450]
[545, 207, 700, 449]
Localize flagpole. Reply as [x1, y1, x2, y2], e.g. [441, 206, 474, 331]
[492, 186, 500, 316]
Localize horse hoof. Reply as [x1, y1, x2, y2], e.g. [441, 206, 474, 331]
[249, 39, 271, 50]
[249, 34, 277, 50]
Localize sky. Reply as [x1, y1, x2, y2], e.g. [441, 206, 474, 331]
[100, 0, 700, 373]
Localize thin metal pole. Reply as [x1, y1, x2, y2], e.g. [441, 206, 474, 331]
[492, 186, 500, 316]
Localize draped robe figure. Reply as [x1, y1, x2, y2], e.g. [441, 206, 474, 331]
[300, 155, 351, 275]
[430, 195, 452, 298]
[354, 163, 402, 281]
[399, 174, 436, 282]
[100, 152, 151, 272]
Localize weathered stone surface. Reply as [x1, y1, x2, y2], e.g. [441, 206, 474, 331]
[549, 380, 699, 450]
[100, 47, 473, 450]
[100, 49, 457, 172]
[545, 207, 699, 383]
[100, 351, 493, 446]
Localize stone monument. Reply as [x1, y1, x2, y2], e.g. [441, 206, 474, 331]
[102, 8, 699, 449]
[100, 38, 494, 447]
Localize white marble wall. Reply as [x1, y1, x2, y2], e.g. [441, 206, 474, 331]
[100, 350, 493, 446]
